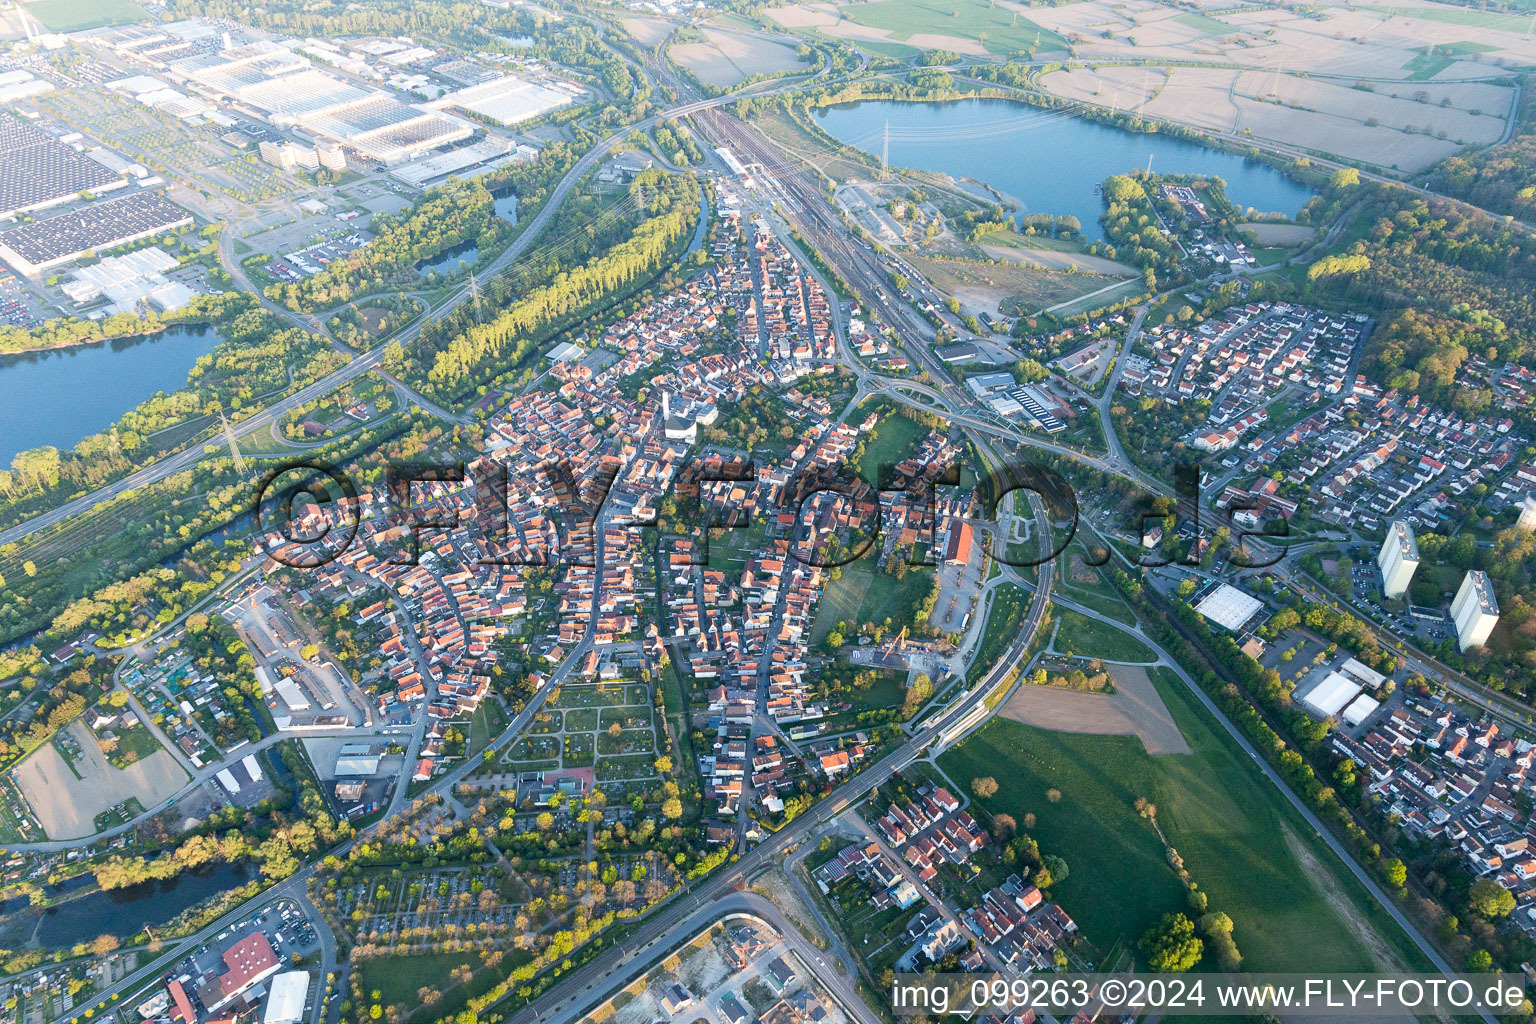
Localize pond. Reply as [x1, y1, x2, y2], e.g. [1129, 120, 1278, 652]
[812, 99, 1314, 242]
[417, 242, 479, 278]
[494, 192, 518, 224]
[33, 860, 254, 946]
[0, 325, 222, 465]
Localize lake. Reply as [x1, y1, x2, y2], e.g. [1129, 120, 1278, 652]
[33, 860, 253, 946]
[0, 325, 221, 465]
[813, 99, 1314, 242]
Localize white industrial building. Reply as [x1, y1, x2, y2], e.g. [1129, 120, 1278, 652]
[1192, 584, 1264, 632]
[436, 75, 579, 126]
[1342, 693, 1381, 727]
[334, 754, 382, 777]
[62, 248, 195, 315]
[274, 677, 312, 712]
[165, 41, 472, 164]
[1302, 671, 1361, 718]
[1376, 519, 1419, 599]
[263, 972, 309, 1024]
[1451, 570, 1500, 652]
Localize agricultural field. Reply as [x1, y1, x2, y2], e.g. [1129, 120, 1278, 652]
[940, 669, 1434, 974]
[1051, 608, 1156, 663]
[1027, 0, 1523, 172]
[670, 27, 803, 88]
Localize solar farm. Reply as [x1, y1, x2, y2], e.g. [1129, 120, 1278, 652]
[0, 112, 125, 218]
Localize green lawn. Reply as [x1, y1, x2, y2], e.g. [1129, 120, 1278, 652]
[812, 554, 876, 643]
[26, 0, 145, 30]
[840, 0, 1068, 53]
[1053, 608, 1155, 663]
[856, 564, 937, 632]
[853, 403, 932, 486]
[939, 668, 1432, 973]
[1403, 42, 1498, 81]
[109, 725, 164, 766]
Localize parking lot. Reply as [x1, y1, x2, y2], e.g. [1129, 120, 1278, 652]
[269, 231, 369, 283]
[164, 897, 321, 1021]
[1348, 558, 1451, 643]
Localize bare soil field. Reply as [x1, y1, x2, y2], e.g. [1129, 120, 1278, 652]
[978, 241, 1137, 276]
[910, 254, 1128, 318]
[766, 2, 989, 54]
[671, 27, 803, 87]
[1041, 57, 1507, 171]
[621, 16, 672, 46]
[1234, 71, 1505, 145]
[999, 663, 1192, 755]
[14, 721, 186, 839]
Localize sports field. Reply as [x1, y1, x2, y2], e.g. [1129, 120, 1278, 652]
[940, 668, 1433, 973]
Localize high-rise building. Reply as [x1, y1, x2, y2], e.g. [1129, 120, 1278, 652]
[1377, 519, 1419, 599]
[1518, 494, 1536, 533]
[317, 143, 347, 171]
[1451, 570, 1500, 652]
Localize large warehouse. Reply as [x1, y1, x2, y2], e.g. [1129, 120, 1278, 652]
[1301, 671, 1362, 718]
[1192, 583, 1264, 633]
[0, 192, 193, 277]
[166, 41, 472, 164]
[437, 75, 579, 126]
[0, 112, 126, 218]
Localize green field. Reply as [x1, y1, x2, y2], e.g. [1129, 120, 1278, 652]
[939, 669, 1432, 973]
[26, 0, 145, 30]
[839, 0, 1068, 54]
[1387, 6, 1535, 33]
[970, 581, 1030, 680]
[1053, 608, 1155, 663]
[1403, 41, 1499, 81]
[358, 952, 480, 1011]
[1173, 11, 1236, 35]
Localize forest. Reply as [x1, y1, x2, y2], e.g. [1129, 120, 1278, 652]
[1098, 174, 1181, 289]
[1309, 179, 1536, 374]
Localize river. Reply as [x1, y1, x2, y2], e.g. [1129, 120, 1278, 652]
[812, 99, 1314, 241]
[0, 325, 222, 466]
[31, 861, 254, 947]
